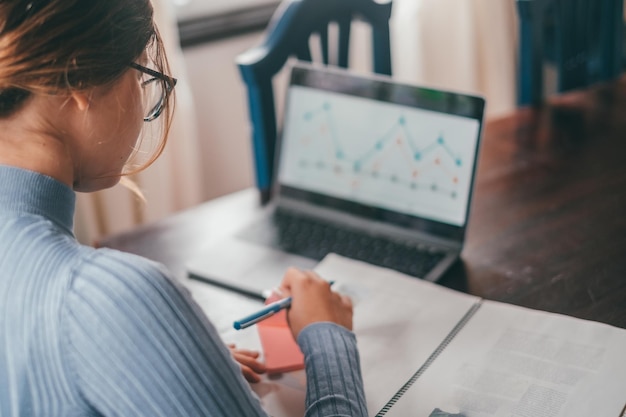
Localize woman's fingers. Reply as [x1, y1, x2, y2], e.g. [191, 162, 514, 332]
[228, 345, 266, 382]
[280, 268, 353, 339]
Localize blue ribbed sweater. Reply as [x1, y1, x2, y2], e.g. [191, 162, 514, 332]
[0, 165, 367, 417]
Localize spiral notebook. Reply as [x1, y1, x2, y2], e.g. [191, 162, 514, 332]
[252, 254, 626, 417]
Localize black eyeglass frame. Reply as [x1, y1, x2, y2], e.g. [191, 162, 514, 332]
[129, 62, 177, 122]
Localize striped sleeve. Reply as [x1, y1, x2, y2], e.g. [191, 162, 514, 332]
[297, 323, 368, 417]
[60, 249, 267, 417]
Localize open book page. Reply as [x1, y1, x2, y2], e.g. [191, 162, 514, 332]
[315, 254, 480, 415]
[386, 300, 626, 417]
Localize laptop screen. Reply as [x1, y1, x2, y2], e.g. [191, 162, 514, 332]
[276, 64, 485, 240]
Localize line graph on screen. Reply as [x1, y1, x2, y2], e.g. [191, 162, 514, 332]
[294, 101, 465, 199]
[279, 87, 480, 225]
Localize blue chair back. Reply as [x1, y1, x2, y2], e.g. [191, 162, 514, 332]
[237, 0, 393, 203]
[517, 0, 623, 106]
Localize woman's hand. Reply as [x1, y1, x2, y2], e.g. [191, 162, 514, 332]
[279, 268, 353, 340]
[228, 344, 266, 383]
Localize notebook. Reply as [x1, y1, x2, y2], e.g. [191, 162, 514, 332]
[235, 254, 626, 417]
[187, 62, 486, 299]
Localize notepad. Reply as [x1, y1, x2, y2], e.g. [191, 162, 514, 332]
[257, 295, 304, 374]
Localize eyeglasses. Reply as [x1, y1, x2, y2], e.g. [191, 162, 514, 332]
[129, 62, 177, 122]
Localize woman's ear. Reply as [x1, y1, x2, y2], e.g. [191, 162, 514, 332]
[69, 91, 91, 111]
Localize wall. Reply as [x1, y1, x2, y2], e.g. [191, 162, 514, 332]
[181, 33, 260, 200]
[173, 0, 277, 21]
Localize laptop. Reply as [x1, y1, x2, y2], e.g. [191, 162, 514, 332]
[187, 63, 485, 300]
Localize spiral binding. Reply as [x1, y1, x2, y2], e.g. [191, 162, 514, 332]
[375, 300, 483, 416]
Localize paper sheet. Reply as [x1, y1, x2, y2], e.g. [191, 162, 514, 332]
[386, 300, 626, 417]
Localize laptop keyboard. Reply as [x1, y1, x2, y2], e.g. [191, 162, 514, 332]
[239, 209, 447, 279]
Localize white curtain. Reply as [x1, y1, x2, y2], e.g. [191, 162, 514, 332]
[74, 0, 205, 245]
[391, 0, 519, 119]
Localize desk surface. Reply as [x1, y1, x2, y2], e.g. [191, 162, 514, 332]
[100, 80, 626, 329]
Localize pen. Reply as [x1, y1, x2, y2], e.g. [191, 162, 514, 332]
[233, 280, 335, 330]
[234, 296, 292, 330]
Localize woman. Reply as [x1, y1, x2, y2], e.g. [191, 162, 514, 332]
[0, 1, 367, 416]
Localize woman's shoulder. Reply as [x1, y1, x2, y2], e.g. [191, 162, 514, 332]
[77, 247, 169, 279]
[63, 247, 199, 353]
[67, 247, 187, 311]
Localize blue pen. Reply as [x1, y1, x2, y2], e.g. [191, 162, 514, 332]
[233, 296, 293, 330]
[233, 281, 335, 330]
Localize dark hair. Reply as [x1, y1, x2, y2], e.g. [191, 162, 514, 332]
[0, 0, 174, 173]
